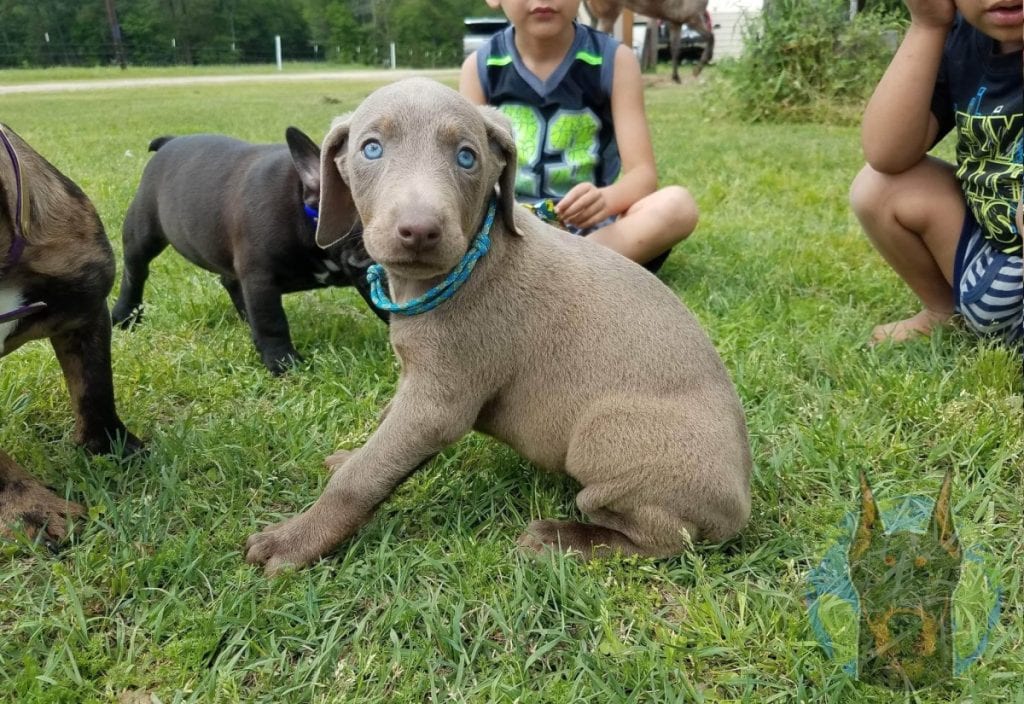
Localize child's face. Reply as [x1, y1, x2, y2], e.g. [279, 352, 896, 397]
[955, 0, 1024, 50]
[489, 0, 582, 39]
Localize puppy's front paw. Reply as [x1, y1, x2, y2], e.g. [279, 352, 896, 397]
[82, 426, 144, 457]
[245, 511, 336, 576]
[262, 348, 304, 376]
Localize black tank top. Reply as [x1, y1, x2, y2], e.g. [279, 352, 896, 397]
[477, 22, 621, 204]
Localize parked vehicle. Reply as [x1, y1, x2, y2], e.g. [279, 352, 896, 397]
[657, 11, 715, 62]
[463, 17, 510, 58]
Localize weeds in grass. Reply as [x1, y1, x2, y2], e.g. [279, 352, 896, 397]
[717, 1, 906, 125]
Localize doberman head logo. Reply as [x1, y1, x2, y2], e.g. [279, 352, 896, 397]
[848, 470, 962, 689]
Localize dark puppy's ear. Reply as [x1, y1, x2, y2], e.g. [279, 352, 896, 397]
[315, 115, 359, 249]
[477, 106, 521, 236]
[0, 124, 33, 244]
[285, 127, 321, 201]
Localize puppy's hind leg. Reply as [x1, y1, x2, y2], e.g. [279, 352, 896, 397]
[219, 275, 249, 322]
[516, 518, 655, 557]
[518, 397, 749, 559]
[112, 209, 168, 328]
[517, 499, 695, 559]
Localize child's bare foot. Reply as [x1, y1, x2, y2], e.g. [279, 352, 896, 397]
[870, 309, 952, 344]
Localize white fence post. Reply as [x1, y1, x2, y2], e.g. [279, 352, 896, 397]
[390, 42, 396, 69]
[275, 35, 282, 70]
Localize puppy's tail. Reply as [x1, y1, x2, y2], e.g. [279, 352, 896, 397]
[148, 136, 175, 152]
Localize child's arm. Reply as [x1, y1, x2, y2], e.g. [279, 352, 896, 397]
[558, 45, 658, 229]
[861, 0, 956, 173]
[459, 51, 487, 105]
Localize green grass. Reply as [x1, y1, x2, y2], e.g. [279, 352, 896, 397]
[1, 69, 1021, 703]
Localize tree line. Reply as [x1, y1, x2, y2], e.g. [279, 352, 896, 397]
[0, 0, 497, 68]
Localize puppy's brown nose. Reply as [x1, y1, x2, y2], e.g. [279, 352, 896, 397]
[397, 217, 442, 252]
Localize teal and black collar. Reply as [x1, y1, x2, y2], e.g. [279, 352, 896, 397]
[367, 199, 496, 316]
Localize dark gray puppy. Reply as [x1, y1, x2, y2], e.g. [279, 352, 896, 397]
[112, 128, 384, 375]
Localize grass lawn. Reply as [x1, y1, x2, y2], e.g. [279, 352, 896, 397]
[0, 68, 1021, 703]
[0, 62, 383, 84]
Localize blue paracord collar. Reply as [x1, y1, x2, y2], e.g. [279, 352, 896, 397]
[303, 204, 319, 227]
[367, 199, 496, 316]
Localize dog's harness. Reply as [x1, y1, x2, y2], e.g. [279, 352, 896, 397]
[366, 199, 495, 316]
[0, 125, 47, 324]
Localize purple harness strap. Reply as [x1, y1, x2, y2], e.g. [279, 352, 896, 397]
[0, 300, 47, 324]
[0, 125, 47, 324]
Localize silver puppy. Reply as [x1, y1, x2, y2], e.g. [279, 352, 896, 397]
[246, 78, 751, 575]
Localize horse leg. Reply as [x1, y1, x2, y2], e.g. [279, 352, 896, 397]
[693, 15, 715, 77]
[669, 22, 682, 83]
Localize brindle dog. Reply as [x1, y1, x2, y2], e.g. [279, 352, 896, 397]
[0, 123, 140, 545]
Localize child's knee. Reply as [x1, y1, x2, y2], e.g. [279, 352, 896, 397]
[849, 164, 887, 219]
[659, 185, 699, 238]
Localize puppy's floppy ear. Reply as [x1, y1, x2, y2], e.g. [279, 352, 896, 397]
[315, 114, 359, 248]
[477, 106, 522, 236]
[285, 126, 321, 200]
[0, 124, 33, 244]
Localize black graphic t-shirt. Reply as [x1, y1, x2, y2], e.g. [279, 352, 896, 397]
[931, 15, 1023, 254]
[477, 22, 621, 204]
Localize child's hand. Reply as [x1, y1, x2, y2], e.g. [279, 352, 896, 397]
[557, 183, 611, 230]
[904, 0, 957, 29]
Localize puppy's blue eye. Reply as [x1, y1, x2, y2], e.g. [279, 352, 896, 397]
[456, 148, 476, 169]
[362, 140, 383, 160]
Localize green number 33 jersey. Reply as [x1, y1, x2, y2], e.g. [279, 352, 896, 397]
[477, 22, 621, 205]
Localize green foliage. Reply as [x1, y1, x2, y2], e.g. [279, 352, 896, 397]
[388, 0, 477, 68]
[860, 0, 910, 17]
[720, 0, 907, 124]
[0, 0, 490, 68]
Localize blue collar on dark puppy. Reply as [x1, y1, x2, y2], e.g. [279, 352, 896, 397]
[303, 203, 319, 227]
[367, 199, 496, 316]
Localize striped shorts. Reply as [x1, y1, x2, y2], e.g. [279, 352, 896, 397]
[953, 215, 1023, 343]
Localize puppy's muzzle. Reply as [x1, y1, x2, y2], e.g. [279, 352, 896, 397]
[396, 211, 443, 253]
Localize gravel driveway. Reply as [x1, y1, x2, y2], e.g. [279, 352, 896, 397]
[0, 68, 460, 95]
